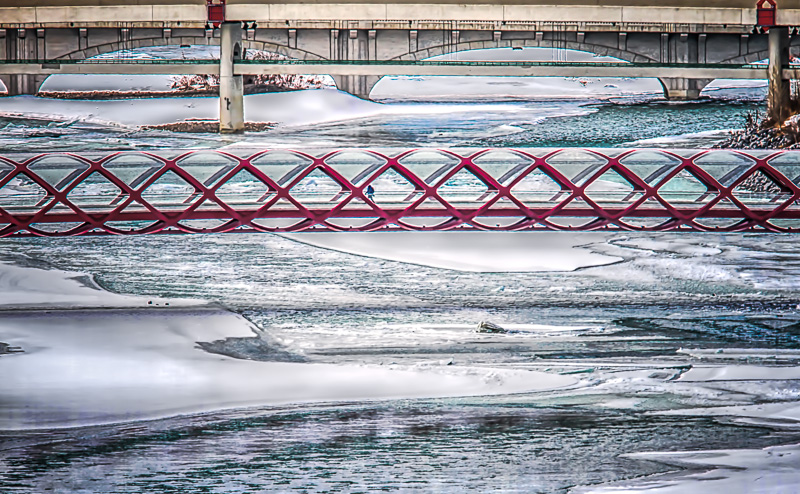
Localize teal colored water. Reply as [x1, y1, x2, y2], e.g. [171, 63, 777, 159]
[0, 86, 765, 152]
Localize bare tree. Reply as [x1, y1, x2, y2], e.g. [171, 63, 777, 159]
[170, 51, 327, 92]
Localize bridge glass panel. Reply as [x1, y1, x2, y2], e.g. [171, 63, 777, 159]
[175, 152, 240, 188]
[249, 151, 315, 186]
[323, 151, 388, 186]
[101, 153, 166, 188]
[397, 151, 461, 186]
[65, 171, 123, 210]
[28, 155, 91, 191]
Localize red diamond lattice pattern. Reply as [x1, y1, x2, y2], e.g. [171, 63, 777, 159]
[0, 148, 799, 237]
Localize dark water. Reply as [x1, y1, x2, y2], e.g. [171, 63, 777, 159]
[0, 403, 779, 494]
[479, 97, 763, 148]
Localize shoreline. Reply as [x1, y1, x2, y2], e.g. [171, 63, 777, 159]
[34, 86, 306, 100]
[141, 119, 276, 133]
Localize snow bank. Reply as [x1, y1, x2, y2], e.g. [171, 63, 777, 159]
[283, 231, 621, 272]
[0, 254, 578, 430]
[0, 89, 382, 128]
[0, 260, 198, 309]
[679, 365, 800, 382]
[574, 443, 800, 494]
[573, 361, 800, 493]
[0, 308, 577, 430]
[41, 74, 174, 92]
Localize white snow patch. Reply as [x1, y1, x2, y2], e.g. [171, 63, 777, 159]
[0, 309, 577, 430]
[574, 443, 800, 494]
[0, 89, 382, 128]
[0, 260, 197, 309]
[679, 365, 800, 382]
[282, 231, 621, 272]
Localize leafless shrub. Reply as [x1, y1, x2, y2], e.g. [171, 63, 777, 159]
[170, 51, 327, 92]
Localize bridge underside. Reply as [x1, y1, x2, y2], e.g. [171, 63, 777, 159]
[1, 148, 800, 236]
[0, 26, 789, 99]
[3, 0, 800, 29]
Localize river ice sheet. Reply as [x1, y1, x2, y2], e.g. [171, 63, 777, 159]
[3, 231, 800, 492]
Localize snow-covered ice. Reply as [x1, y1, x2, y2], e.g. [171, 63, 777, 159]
[284, 231, 621, 272]
[0, 259, 578, 430]
[573, 443, 800, 494]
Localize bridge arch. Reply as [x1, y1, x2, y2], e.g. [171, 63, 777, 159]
[359, 37, 776, 101]
[393, 39, 651, 64]
[11, 38, 327, 95]
[718, 36, 800, 65]
[56, 38, 323, 63]
[355, 42, 657, 100]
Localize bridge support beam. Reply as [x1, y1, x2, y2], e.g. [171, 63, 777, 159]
[219, 22, 244, 134]
[768, 26, 791, 125]
[0, 74, 46, 96]
[332, 75, 381, 100]
[658, 78, 711, 101]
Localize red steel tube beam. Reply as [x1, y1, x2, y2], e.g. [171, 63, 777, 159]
[0, 148, 798, 237]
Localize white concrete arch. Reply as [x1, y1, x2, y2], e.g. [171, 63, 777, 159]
[56, 38, 322, 63]
[355, 43, 653, 100]
[393, 39, 651, 64]
[24, 40, 327, 95]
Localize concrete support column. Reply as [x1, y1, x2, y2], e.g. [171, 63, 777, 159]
[768, 26, 790, 125]
[330, 28, 379, 99]
[0, 74, 46, 95]
[332, 74, 381, 100]
[219, 22, 244, 134]
[658, 78, 711, 100]
[698, 34, 707, 64]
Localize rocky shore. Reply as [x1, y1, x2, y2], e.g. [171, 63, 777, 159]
[716, 111, 800, 150]
[37, 85, 301, 100]
[141, 119, 275, 133]
[38, 90, 214, 100]
[714, 111, 796, 193]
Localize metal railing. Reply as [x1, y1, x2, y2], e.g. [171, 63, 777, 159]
[0, 59, 778, 69]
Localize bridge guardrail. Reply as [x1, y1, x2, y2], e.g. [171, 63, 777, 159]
[0, 59, 780, 69]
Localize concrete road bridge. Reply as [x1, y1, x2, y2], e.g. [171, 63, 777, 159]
[1, 0, 798, 131]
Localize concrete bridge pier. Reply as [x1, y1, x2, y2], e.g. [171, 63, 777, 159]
[0, 74, 46, 95]
[219, 22, 244, 133]
[658, 78, 712, 101]
[768, 26, 790, 125]
[332, 75, 381, 100]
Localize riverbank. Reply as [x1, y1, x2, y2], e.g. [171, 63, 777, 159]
[141, 119, 275, 133]
[36, 85, 305, 100]
[715, 110, 800, 149]
[0, 87, 765, 151]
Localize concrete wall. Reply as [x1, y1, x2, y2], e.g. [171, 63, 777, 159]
[2, 0, 800, 29]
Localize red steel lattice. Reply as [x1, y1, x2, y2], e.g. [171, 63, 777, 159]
[1, 148, 800, 237]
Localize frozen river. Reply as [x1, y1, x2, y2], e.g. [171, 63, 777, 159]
[2, 58, 800, 493]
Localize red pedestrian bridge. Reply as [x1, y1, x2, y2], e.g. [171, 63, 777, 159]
[1, 148, 799, 237]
